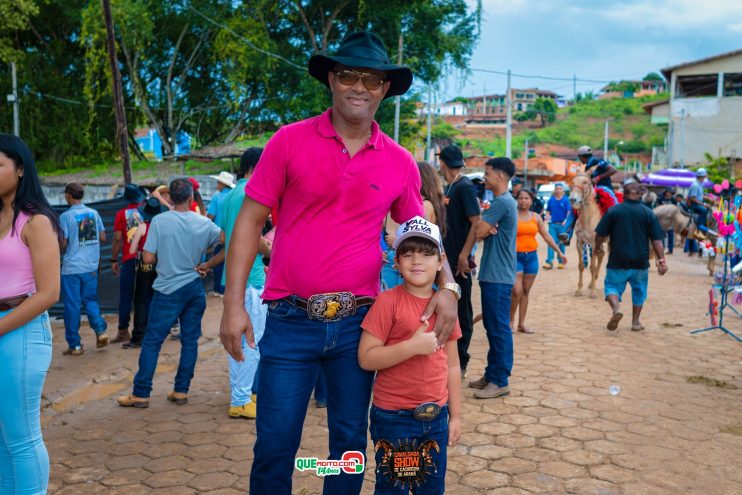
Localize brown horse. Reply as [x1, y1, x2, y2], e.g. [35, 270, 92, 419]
[569, 174, 606, 298]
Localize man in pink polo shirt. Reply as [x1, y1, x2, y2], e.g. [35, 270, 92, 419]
[220, 32, 461, 495]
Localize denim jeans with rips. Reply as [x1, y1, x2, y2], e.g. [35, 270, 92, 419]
[480, 281, 514, 387]
[250, 298, 373, 495]
[132, 278, 206, 398]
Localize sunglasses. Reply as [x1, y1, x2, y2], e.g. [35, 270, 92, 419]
[334, 69, 386, 90]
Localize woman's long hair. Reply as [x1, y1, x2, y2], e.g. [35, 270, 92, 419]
[417, 161, 446, 237]
[0, 134, 61, 239]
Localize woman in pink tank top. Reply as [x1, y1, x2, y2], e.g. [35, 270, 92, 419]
[0, 134, 61, 494]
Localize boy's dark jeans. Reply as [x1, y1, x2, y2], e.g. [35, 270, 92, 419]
[369, 404, 448, 494]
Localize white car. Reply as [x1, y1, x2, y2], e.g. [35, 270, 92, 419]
[537, 182, 569, 204]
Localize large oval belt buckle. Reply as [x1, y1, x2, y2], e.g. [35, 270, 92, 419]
[413, 402, 441, 421]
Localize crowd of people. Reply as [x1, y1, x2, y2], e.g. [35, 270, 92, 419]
[1, 30, 712, 495]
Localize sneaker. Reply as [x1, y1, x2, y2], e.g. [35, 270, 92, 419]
[229, 402, 256, 419]
[315, 400, 327, 409]
[62, 346, 84, 356]
[474, 383, 510, 399]
[122, 341, 141, 349]
[460, 368, 468, 379]
[166, 391, 188, 405]
[557, 263, 564, 269]
[169, 331, 181, 341]
[542, 262, 553, 270]
[96, 332, 109, 349]
[117, 394, 149, 408]
[468, 376, 488, 389]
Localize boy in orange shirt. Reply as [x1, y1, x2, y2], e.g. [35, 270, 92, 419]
[359, 216, 462, 494]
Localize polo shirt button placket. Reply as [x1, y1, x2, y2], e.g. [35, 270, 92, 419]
[342, 149, 347, 154]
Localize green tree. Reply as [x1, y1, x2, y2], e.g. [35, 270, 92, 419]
[643, 72, 663, 81]
[532, 97, 557, 127]
[702, 152, 730, 184]
[0, 0, 39, 62]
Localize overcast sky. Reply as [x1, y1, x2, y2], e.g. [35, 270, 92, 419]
[438, 0, 742, 101]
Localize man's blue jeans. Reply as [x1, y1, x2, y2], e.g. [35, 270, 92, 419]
[369, 405, 448, 494]
[118, 258, 136, 330]
[250, 299, 374, 495]
[61, 272, 108, 348]
[546, 223, 567, 264]
[133, 278, 206, 398]
[0, 310, 52, 494]
[690, 204, 709, 232]
[480, 282, 513, 387]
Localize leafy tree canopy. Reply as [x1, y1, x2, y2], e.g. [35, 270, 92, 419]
[0, 0, 481, 168]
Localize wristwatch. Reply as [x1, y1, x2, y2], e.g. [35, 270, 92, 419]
[442, 282, 462, 300]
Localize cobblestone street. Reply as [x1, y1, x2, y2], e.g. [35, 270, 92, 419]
[42, 245, 742, 494]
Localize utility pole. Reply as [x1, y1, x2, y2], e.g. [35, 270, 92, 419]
[573, 73, 576, 103]
[393, 32, 403, 143]
[9, 62, 20, 136]
[425, 85, 432, 161]
[101, 0, 132, 184]
[679, 108, 686, 168]
[524, 138, 529, 186]
[603, 120, 609, 161]
[482, 82, 486, 115]
[506, 69, 512, 158]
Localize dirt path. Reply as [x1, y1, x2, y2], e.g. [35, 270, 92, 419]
[41, 244, 742, 494]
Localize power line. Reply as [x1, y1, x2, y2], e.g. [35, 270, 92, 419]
[470, 67, 611, 84]
[188, 5, 304, 71]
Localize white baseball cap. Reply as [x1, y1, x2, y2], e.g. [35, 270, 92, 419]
[695, 168, 708, 177]
[209, 171, 236, 188]
[392, 216, 443, 253]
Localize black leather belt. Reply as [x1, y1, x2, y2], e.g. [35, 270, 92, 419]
[283, 292, 375, 322]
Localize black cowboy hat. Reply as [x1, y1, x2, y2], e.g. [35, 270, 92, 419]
[123, 183, 147, 203]
[308, 32, 413, 99]
[138, 197, 168, 222]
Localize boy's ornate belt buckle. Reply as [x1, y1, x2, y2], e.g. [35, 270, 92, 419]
[413, 402, 441, 421]
[307, 292, 356, 322]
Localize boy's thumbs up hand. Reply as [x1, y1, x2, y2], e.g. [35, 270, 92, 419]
[409, 321, 438, 356]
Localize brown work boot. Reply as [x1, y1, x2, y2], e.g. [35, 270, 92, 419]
[111, 328, 131, 344]
[474, 383, 510, 399]
[96, 332, 109, 349]
[469, 376, 489, 389]
[117, 394, 149, 408]
[167, 391, 188, 405]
